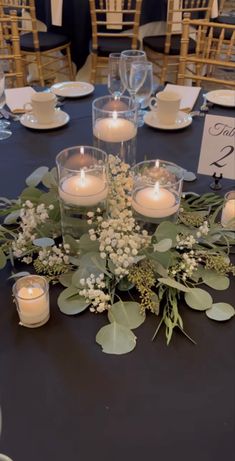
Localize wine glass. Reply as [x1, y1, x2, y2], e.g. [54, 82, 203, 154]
[119, 50, 146, 103]
[107, 53, 125, 98]
[131, 61, 154, 127]
[0, 71, 12, 140]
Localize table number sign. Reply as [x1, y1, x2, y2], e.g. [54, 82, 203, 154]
[198, 114, 235, 180]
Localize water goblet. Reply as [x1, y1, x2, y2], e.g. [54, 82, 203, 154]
[130, 61, 153, 127]
[0, 71, 12, 140]
[119, 50, 146, 103]
[107, 53, 125, 98]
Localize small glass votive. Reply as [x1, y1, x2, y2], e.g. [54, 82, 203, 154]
[221, 191, 235, 229]
[56, 145, 108, 242]
[13, 275, 49, 328]
[131, 159, 184, 231]
[92, 95, 138, 165]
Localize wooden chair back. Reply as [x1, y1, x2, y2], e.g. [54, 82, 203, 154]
[89, 0, 142, 52]
[0, 12, 24, 87]
[178, 18, 235, 88]
[165, 0, 214, 54]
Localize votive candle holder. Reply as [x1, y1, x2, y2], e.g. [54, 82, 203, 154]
[13, 275, 49, 328]
[221, 191, 235, 229]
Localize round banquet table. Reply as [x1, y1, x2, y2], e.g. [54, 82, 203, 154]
[35, 0, 167, 70]
[0, 85, 235, 461]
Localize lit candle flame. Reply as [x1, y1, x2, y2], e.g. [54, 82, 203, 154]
[153, 181, 160, 199]
[155, 160, 159, 168]
[80, 146, 84, 155]
[80, 168, 86, 187]
[112, 111, 118, 121]
[28, 287, 33, 296]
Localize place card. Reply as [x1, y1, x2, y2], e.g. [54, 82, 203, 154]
[5, 86, 36, 113]
[198, 115, 235, 180]
[164, 84, 201, 111]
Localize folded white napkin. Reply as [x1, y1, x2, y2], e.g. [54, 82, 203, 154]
[5, 87, 36, 113]
[51, 0, 63, 26]
[164, 84, 201, 111]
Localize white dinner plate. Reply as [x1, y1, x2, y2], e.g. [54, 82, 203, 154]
[20, 110, 70, 130]
[205, 90, 235, 107]
[144, 111, 192, 130]
[50, 81, 94, 98]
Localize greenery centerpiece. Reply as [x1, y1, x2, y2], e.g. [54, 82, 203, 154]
[0, 156, 234, 354]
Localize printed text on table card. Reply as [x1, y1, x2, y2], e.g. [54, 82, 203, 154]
[198, 115, 235, 180]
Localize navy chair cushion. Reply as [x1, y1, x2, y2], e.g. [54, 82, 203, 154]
[91, 36, 140, 57]
[143, 34, 196, 55]
[20, 31, 70, 52]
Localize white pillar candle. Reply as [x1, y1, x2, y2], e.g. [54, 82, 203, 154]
[59, 169, 108, 206]
[132, 182, 179, 218]
[17, 285, 49, 325]
[93, 112, 137, 143]
[221, 198, 235, 228]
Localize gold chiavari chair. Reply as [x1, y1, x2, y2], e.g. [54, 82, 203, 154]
[0, 0, 74, 86]
[89, 0, 143, 84]
[178, 18, 235, 88]
[143, 0, 214, 84]
[0, 12, 24, 87]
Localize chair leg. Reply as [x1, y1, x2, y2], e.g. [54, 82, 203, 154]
[66, 45, 75, 80]
[90, 53, 97, 84]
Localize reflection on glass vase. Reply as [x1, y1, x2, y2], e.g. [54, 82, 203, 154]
[56, 146, 108, 245]
[131, 159, 184, 234]
[92, 95, 138, 166]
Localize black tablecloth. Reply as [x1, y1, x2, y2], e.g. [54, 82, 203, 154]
[0, 86, 235, 461]
[35, 0, 167, 70]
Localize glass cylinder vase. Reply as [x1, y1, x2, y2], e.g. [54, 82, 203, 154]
[56, 146, 108, 242]
[92, 95, 138, 165]
[131, 159, 184, 232]
[221, 190, 235, 229]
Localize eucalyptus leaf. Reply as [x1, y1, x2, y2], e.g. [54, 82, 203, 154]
[63, 235, 80, 255]
[96, 322, 136, 355]
[158, 277, 190, 293]
[108, 301, 145, 329]
[117, 277, 135, 291]
[206, 303, 235, 321]
[20, 187, 43, 203]
[154, 238, 172, 253]
[58, 271, 74, 287]
[154, 221, 178, 245]
[26, 167, 49, 187]
[79, 233, 100, 253]
[4, 210, 20, 225]
[58, 287, 89, 315]
[33, 237, 55, 248]
[185, 288, 212, 311]
[41, 167, 58, 188]
[0, 249, 7, 269]
[202, 271, 230, 291]
[8, 271, 30, 280]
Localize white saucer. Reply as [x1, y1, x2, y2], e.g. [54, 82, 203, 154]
[205, 90, 235, 107]
[144, 111, 192, 130]
[20, 110, 70, 130]
[50, 81, 94, 98]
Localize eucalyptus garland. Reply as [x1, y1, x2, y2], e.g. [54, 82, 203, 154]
[0, 157, 234, 354]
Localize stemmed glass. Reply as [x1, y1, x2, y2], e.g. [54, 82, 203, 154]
[119, 50, 146, 103]
[0, 71, 12, 140]
[130, 61, 154, 127]
[107, 53, 125, 98]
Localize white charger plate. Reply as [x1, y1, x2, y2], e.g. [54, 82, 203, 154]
[50, 81, 94, 98]
[20, 110, 70, 130]
[144, 111, 192, 130]
[205, 90, 235, 107]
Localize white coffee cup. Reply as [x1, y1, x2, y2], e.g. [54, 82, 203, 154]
[24, 92, 57, 124]
[149, 91, 181, 125]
